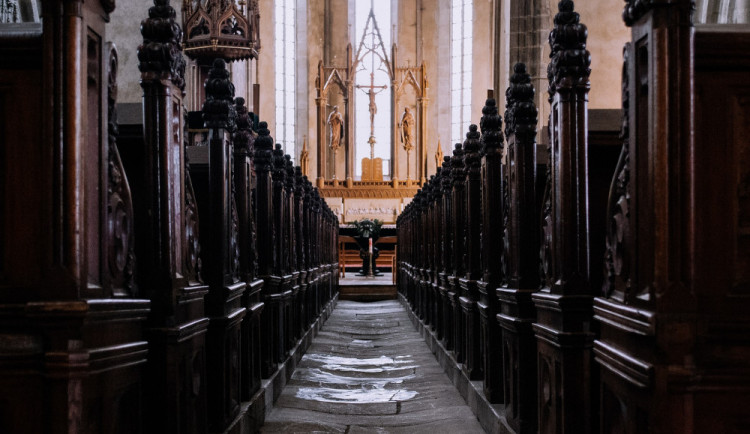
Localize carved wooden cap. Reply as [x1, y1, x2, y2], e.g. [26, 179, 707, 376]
[138, 0, 186, 90]
[547, 0, 591, 98]
[480, 98, 504, 152]
[505, 63, 538, 140]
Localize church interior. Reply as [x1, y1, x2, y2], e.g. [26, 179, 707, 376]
[0, 0, 749, 432]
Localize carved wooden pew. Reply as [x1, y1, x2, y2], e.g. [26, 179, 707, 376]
[477, 97, 506, 403]
[496, 64, 539, 432]
[439, 156, 455, 351]
[137, 2, 213, 432]
[192, 58, 248, 432]
[450, 143, 467, 365]
[431, 169, 445, 340]
[252, 121, 278, 378]
[233, 97, 265, 404]
[593, 0, 750, 432]
[460, 124, 483, 380]
[0, 1, 153, 430]
[531, 2, 594, 432]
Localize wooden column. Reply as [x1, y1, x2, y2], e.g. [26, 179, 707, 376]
[439, 157, 454, 350]
[459, 125, 483, 380]
[449, 143, 466, 363]
[432, 170, 444, 339]
[531, 2, 593, 433]
[302, 178, 314, 327]
[294, 167, 307, 339]
[137, 1, 210, 431]
[497, 63, 539, 432]
[271, 144, 291, 363]
[285, 156, 298, 350]
[233, 97, 265, 402]
[200, 59, 247, 433]
[477, 98, 506, 402]
[252, 122, 276, 377]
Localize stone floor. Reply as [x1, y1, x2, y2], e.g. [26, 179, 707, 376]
[339, 272, 394, 286]
[261, 300, 485, 433]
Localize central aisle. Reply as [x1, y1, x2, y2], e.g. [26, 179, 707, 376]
[261, 300, 485, 433]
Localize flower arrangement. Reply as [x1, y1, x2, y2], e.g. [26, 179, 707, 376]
[351, 218, 383, 240]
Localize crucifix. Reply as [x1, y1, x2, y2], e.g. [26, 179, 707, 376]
[356, 74, 387, 160]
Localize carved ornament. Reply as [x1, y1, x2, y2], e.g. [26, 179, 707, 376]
[547, 0, 591, 100]
[138, 0, 187, 90]
[183, 0, 261, 61]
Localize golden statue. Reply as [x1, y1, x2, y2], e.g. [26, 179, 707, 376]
[399, 107, 415, 152]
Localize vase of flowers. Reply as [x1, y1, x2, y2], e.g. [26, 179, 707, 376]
[351, 219, 383, 276]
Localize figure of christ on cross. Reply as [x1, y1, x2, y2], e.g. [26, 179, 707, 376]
[356, 72, 388, 138]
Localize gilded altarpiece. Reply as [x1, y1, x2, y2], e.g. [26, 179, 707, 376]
[314, 32, 428, 210]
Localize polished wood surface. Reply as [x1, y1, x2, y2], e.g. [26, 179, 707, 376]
[398, 1, 750, 433]
[0, 1, 337, 433]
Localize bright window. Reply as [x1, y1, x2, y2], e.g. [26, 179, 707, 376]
[354, 1, 391, 178]
[275, 0, 296, 161]
[451, 0, 472, 146]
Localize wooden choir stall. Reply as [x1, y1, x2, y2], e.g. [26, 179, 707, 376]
[397, 1, 750, 433]
[0, 0, 338, 433]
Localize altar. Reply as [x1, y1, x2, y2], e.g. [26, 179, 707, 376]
[300, 4, 439, 224]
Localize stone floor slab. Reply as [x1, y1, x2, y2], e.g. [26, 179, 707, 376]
[261, 300, 485, 433]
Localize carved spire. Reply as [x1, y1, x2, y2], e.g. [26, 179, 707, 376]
[547, 0, 591, 101]
[272, 144, 287, 183]
[451, 143, 465, 187]
[295, 166, 305, 195]
[441, 156, 453, 194]
[505, 63, 538, 142]
[462, 125, 482, 173]
[254, 121, 274, 171]
[138, 0, 186, 90]
[480, 99, 504, 154]
[435, 139, 444, 170]
[285, 155, 295, 190]
[202, 58, 237, 132]
[434, 167, 443, 199]
[622, 0, 653, 26]
[233, 97, 255, 153]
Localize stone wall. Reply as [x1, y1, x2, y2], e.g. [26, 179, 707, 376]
[106, 0, 629, 175]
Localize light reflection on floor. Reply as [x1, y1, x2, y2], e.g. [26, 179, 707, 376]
[294, 352, 419, 403]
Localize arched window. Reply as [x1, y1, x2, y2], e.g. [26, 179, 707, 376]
[451, 0, 472, 145]
[275, 0, 296, 159]
[354, 1, 392, 178]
